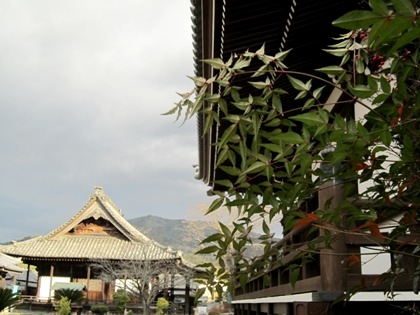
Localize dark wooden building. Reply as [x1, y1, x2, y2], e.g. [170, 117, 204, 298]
[190, 1, 420, 314]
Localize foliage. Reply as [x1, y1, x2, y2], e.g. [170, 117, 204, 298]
[113, 289, 130, 314]
[168, 0, 419, 300]
[91, 305, 109, 315]
[57, 296, 71, 315]
[54, 288, 84, 303]
[156, 297, 169, 315]
[0, 287, 20, 312]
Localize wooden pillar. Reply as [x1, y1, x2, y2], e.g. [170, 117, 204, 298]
[319, 179, 347, 292]
[70, 264, 73, 282]
[184, 278, 190, 315]
[318, 146, 348, 293]
[48, 265, 54, 302]
[25, 264, 31, 295]
[170, 271, 175, 302]
[163, 267, 169, 299]
[1, 273, 5, 288]
[86, 265, 91, 303]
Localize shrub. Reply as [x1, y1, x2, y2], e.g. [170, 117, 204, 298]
[156, 297, 169, 315]
[0, 287, 20, 312]
[91, 304, 109, 314]
[57, 296, 71, 315]
[54, 288, 84, 303]
[113, 289, 130, 314]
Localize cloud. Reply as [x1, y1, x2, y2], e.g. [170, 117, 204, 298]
[0, 0, 211, 242]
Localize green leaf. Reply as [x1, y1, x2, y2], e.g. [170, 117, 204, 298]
[290, 111, 325, 126]
[261, 143, 283, 153]
[272, 132, 304, 144]
[388, 27, 420, 55]
[295, 90, 308, 100]
[313, 86, 325, 100]
[322, 48, 349, 57]
[233, 57, 252, 70]
[188, 76, 206, 87]
[200, 233, 224, 244]
[315, 66, 346, 75]
[290, 266, 301, 288]
[391, 0, 415, 16]
[202, 58, 225, 69]
[380, 76, 391, 94]
[372, 93, 389, 104]
[370, 17, 413, 48]
[348, 84, 376, 99]
[332, 10, 382, 30]
[218, 124, 237, 148]
[287, 75, 307, 91]
[214, 179, 234, 188]
[219, 221, 232, 238]
[206, 197, 224, 215]
[370, 0, 390, 16]
[195, 246, 219, 255]
[219, 166, 242, 176]
[242, 161, 267, 174]
[248, 80, 269, 89]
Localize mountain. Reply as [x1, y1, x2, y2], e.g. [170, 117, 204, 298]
[128, 215, 266, 264]
[128, 215, 218, 264]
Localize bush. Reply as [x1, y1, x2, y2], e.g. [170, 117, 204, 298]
[0, 287, 20, 312]
[91, 304, 109, 314]
[54, 288, 84, 303]
[113, 289, 130, 314]
[156, 297, 169, 315]
[57, 297, 71, 315]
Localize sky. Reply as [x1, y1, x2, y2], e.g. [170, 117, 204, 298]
[0, 0, 213, 242]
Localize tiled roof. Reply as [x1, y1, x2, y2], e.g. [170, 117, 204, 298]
[0, 187, 182, 263]
[0, 252, 24, 273]
[1, 235, 180, 261]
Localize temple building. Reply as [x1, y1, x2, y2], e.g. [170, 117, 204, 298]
[0, 187, 195, 311]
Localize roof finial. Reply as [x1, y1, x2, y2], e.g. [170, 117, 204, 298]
[90, 186, 105, 200]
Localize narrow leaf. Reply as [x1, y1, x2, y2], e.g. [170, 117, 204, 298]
[287, 75, 307, 91]
[332, 10, 382, 30]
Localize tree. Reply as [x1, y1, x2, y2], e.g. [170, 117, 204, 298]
[93, 257, 192, 315]
[167, 0, 419, 300]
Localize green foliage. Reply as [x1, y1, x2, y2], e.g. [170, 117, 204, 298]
[91, 305, 109, 314]
[54, 288, 84, 303]
[113, 289, 130, 314]
[169, 0, 419, 300]
[0, 287, 20, 312]
[57, 296, 71, 315]
[156, 297, 169, 315]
